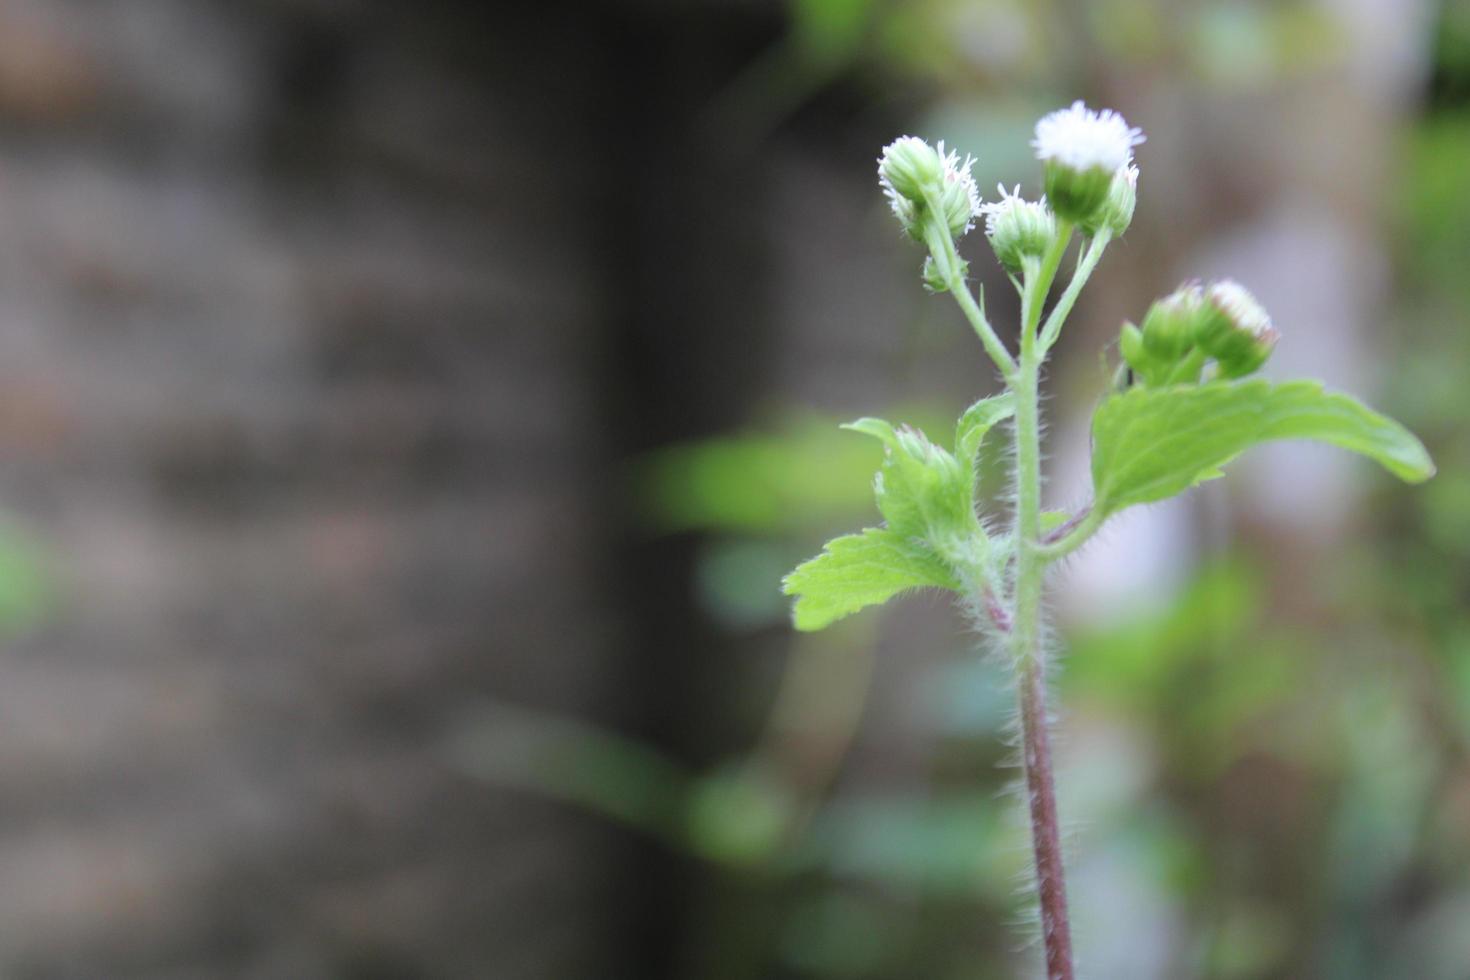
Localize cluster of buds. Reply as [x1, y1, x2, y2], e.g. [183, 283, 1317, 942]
[1120, 280, 1279, 386]
[878, 136, 981, 243]
[879, 101, 1143, 294]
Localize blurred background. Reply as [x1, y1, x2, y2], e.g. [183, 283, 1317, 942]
[0, 0, 1461, 977]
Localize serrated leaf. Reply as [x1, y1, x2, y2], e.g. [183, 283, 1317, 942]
[782, 528, 961, 631]
[840, 418, 977, 547]
[1091, 379, 1435, 516]
[954, 393, 1015, 465]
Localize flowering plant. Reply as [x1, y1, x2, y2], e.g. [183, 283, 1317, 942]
[781, 102, 1433, 978]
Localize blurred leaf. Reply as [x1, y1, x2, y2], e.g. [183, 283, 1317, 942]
[0, 525, 51, 632]
[635, 417, 901, 533]
[778, 892, 901, 977]
[1064, 559, 1261, 706]
[790, 0, 874, 65]
[793, 792, 1018, 896]
[1091, 380, 1434, 517]
[1401, 117, 1470, 290]
[442, 702, 690, 839]
[783, 528, 959, 631]
[686, 762, 796, 865]
[695, 537, 796, 629]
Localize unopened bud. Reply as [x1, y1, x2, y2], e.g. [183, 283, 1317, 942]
[1084, 164, 1137, 238]
[1141, 283, 1206, 362]
[877, 136, 981, 240]
[980, 185, 1057, 274]
[1199, 280, 1278, 378]
[878, 136, 943, 203]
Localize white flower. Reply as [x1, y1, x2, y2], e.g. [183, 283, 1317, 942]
[1032, 101, 1144, 174]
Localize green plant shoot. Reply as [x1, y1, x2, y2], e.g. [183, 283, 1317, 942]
[778, 104, 1434, 979]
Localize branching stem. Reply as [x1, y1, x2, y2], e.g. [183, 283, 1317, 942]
[1039, 230, 1111, 353]
[923, 214, 1018, 381]
[1037, 505, 1105, 561]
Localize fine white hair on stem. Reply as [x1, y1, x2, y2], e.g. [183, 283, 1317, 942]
[1032, 101, 1144, 173]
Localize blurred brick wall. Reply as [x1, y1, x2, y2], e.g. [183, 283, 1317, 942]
[0, 1, 634, 976]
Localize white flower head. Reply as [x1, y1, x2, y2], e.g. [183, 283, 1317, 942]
[1033, 101, 1144, 173]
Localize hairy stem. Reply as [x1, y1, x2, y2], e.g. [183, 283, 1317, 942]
[923, 217, 1018, 380]
[1011, 227, 1075, 980]
[1037, 505, 1104, 562]
[1039, 230, 1111, 353]
[1018, 655, 1073, 980]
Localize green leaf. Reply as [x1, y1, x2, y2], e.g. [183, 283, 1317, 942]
[840, 418, 977, 547]
[1091, 379, 1435, 516]
[783, 528, 961, 631]
[954, 393, 1015, 465]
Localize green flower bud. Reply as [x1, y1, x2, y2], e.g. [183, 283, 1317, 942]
[878, 136, 944, 203]
[1141, 283, 1207, 362]
[1043, 162, 1115, 225]
[878, 136, 981, 240]
[1118, 320, 1148, 379]
[979, 184, 1058, 274]
[1199, 280, 1278, 378]
[922, 254, 968, 293]
[1082, 164, 1137, 238]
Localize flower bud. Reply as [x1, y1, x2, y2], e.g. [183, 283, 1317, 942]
[878, 136, 943, 203]
[979, 185, 1057, 274]
[1140, 283, 1207, 362]
[1118, 321, 1148, 378]
[922, 254, 969, 293]
[878, 136, 981, 240]
[1032, 102, 1144, 225]
[1083, 164, 1137, 238]
[1199, 280, 1278, 378]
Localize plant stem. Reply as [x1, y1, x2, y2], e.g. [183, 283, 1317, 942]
[923, 214, 1018, 381]
[1018, 655, 1073, 980]
[1036, 505, 1104, 562]
[1039, 230, 1111, 353]
[1011, 225, 1074, 980]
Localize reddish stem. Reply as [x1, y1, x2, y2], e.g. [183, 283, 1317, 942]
[1018, 657, 1074, 980]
